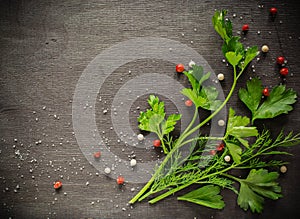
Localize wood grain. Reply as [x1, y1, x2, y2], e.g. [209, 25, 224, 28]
[1, 0, 300, 218]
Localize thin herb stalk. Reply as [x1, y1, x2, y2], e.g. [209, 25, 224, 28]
[176, 66, 237, 147]
[148, 132, 298, 204]
[130, 67, 239, 204]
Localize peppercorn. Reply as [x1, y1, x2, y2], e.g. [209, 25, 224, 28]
[262, 88, 270, 97]
[176, 64, 185, 73]
[117, 176, 125, 185]
[280, 67, 289, 76]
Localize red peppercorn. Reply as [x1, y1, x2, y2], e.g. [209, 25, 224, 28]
[54, 181, 62, 190]
[117, 176, 124, 185]
[276, 56, 285, 65]
[176, 64, 185, 73]
[216, 143, 225, 151]
[270, 7, 278, 15]
[185, 99, 193, 107]
[153, 139, 161, 147]
[93, 151, 101, 159]
[280, 67, 289, 76]
[262, 88, 270, 97]
[242, 24, 249, 32]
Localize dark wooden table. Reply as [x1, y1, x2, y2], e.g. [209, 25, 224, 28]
[1, 0, 300, 218]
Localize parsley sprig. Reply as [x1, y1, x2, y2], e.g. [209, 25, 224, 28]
[138, 95, 181, 153]
[129, 10, 300, 213]
[239, 77, 297, 123]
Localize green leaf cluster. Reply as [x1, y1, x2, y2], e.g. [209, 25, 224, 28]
[237, 169, 282, 213]
[181, 65, 222, 110]
[225, 108, 258, 163]
[240, 130, 300, 169]
[138, 95, 181, 153]
[213, 10, 259, 70]
[226, 108, 258, 146]
[129, 9, 300, 215]
[178, 185, 225, 209]
[239, 78, 297, 123]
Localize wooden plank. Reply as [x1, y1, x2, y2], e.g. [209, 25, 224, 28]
[0, 0, 300, 218]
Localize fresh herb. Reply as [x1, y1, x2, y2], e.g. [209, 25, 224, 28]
[181, 65, 222, 110]
[239, 78, 297, 123]
[138, 95, 181, 153]
[212, 10, 259, 78]
[177, 185, 225, 209]
[225, 108, 258, 147]
[234, 169, 282, 213]
[129, 10, 299, 214]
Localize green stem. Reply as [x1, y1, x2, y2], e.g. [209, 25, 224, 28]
[156, 126, 168, 154]
[138, 190, 154, 202]
[236, 68, 244, 80]
[180, 136, 224, 147]
[129, 129, 197, 204]
[148, 163, 235, 204]
[131, 66, 243, 204]
[221, 173, 241, 182]
[176, 66, 238, 147]
[148, 183, 190, 204]
[161, 138, 168, 154]
[149, 136, 280, 204]
[181, 106, 199, 137]
[129, 176, 155, 204]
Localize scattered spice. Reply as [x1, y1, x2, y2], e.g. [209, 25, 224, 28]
[224, 155, 231, 162]
[153, 139, 161, 147]
[217, 119, 225, 126]
[276, 56, 285, 65]
[217, 73, 225, 81]
[137, 134, 144, 141]
[93, 151, 101, 159]
[54, 181, 62, 190]
[176, 64, 185, 73]
[104, 167, 111, 174]
[280, 165, 287, 173]
[280, 67, 289, 76]
[261, 45, 269, 53]
[242, 24, 249, 32]
[117, 176, 125, 185]
[262, 88, 270, 96]
[185, 99, 193, 107]
[270, 7, 278, 15]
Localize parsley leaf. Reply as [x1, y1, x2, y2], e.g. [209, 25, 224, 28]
[238, 78, 263, 114]
[181, 65, 221, 110]
[130, 10, 298, 214]
[237, 169, 282, 213]
[222, 36, 244, 56]
[226, 141, 242, 164]
[178, 185, 225, 209]
[225, 51, 243, 67]
[226, 108, 258, 147]
[138, 95, 181, 153]
[213, 10, 258, 72]
[161, 114, 182, 135]
[239, 78, 297, 123]
[212, 10, 232, 43]
[138, 95, 164, 132]
[253, 85, 297, 121]
[241, 46, 259, 69]
[224, 108, 258, 163]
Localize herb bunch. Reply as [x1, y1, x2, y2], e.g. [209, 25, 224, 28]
[129, 10, 300, 213]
